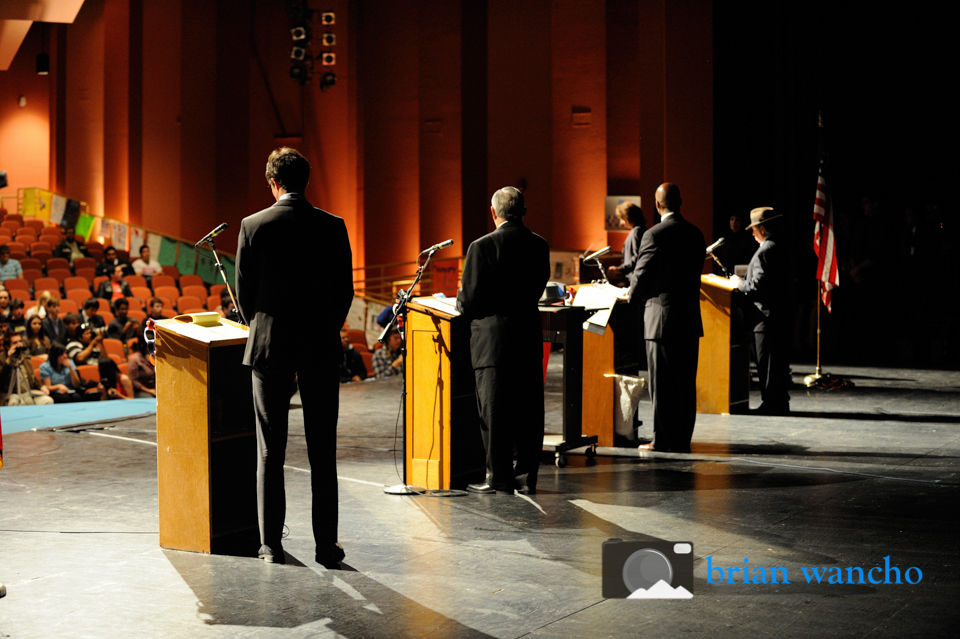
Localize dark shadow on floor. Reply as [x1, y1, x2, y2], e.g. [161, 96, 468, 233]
[163, 549, 496, 637]
[784, 410, 960, 424]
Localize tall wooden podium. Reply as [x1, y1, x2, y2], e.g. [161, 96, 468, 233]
[696, 274, 750, 414]
[404, 299, 485, 490]
[155, 319, 258, 553]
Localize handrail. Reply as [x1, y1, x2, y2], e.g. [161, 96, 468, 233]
[353, 255, 464, 305]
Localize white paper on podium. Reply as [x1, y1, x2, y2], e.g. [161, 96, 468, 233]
[411, 296, 461, 316]
[572, 284, 628, 334]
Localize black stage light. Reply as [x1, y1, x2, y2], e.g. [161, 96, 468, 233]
[321, 12, 335, 25]
[321, 32, 336, 46]
[36, 53, 50, 75]
[291, 46, 308, 60]
[291, 26, 309, 41]
[290, 62, 308, 83]
[320, 72, 336, 92]
[319, 52, 335, 66]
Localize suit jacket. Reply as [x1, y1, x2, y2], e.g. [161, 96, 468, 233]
[620, 226, 644, 279]
[456, 219, 550, 369]
[737, 235, 790, 332]
[629, 213, 706, 340]
[96, 280, 132, 301]
[236, 193, 353, 368]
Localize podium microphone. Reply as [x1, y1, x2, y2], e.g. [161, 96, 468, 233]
[423, 239, 454, 253]
[705, 237, 725, 254]
[196, 223, 228, 247]
[583, 246, 611, 262]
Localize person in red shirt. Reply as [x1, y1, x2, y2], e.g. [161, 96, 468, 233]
[96, 265, 133, 302]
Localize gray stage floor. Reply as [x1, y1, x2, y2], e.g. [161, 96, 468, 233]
[2, 357, 959, 639]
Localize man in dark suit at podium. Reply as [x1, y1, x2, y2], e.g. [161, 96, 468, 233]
[629, 183, 706, 453]
[456, 187, 550, 495]
[236, 147, 354, 567]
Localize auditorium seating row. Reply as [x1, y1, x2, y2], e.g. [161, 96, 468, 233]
[344, 328, 385, 374]
[28, 336, 138, 390]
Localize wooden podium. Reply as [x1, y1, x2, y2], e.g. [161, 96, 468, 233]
[155, 319, 258, 553]
[404, 299, 485, 490]
[696, 274, 750, 414]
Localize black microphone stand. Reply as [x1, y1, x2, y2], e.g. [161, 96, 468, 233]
[381, 244, 445, 496]
[198, 237, 245, 325]
[707, 252, 731, 277]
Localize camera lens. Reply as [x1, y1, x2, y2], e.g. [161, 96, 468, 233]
[622, 549, 673, 593]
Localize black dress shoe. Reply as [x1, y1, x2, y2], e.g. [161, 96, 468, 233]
[516, 484, 536, 495]
[316, 542, 345, 568]
[467, 481, 514, 494]
[258, 544, 285, 564]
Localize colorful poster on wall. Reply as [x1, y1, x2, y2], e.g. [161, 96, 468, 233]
[146, 233, 163, 260]
[604, 195, 641, 231]
[21, 189, 37, 217]
[50, 195, 67, 226]
[176, 242, 197, 275]
[431, 259, 460, 297]
[75, 214, 96, 241]
[347, 297, 366, 332]
[365, 300, 388, 349]
[130, 227, 146, 255]
[157, 236, 178, 266]
[36, 190, 53, 221]
[110, 220, 129, 251]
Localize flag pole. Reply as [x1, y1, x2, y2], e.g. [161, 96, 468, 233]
[804, 281, 824, 386]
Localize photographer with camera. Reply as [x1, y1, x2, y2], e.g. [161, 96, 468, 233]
[67, 323, 105, 366]
[80, 299, 106, 330]
[0, 333, 53, 406]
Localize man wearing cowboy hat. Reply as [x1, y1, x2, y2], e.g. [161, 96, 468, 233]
[730, 207, 792, 415]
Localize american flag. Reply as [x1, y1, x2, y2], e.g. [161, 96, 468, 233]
[813, 162, 839, 311]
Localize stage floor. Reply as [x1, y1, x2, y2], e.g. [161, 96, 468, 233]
[1, 358, 958, 638]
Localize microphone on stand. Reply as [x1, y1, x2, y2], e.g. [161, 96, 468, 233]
[705, 237, 730, 276]
[423, 239, 454, 253]
[583, 246, 611, 262]
[195, 223, 228, 247]
[705, 237, 725, 254]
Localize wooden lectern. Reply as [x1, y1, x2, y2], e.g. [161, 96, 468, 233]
[155, 319, 258, 553]
[404, 299, 485, 490]
[696, 274, 749, 414]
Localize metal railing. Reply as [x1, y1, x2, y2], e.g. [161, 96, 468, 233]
[352, 255, 464, 305]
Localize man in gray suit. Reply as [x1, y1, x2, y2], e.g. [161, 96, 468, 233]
[236, 147, 354, 567]
[629, 183, 706, 453]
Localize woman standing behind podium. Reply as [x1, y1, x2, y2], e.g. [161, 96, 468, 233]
[606, 202, 647, 287]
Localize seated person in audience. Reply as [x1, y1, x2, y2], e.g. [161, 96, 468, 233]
[339, 329, 367, 383]
[97, 357, 134, 400]
[26, 290, 59, 321]
[67, 323, 104, 366]
[372, 328, 404, 379]
[147, 297, 165, 321]
[55, 227, 90, 265]
[42, 298, 66, 344]
[7, 299, 26, 335]
[81, 299, 106, 330]
[97, 265, 133, 301]
[0, 333, 54, 406]
[0, 245, 23, 283]
[131, 245, 162, 279]
[0, 289, 11, 319]
[62, 313, 82, 343]
[96, 246, 134, 278]
[216, 289, 242, 323]
[25, 316, 51, 359]
[40, 342, 85, 403]
[126, 334, 156, 398]
[107, 298, 140, 342]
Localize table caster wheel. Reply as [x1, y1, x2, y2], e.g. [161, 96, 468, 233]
[555, 453, 567, 468]
[585, 445, 597, 459]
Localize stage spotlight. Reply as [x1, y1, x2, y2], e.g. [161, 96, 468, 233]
[321, 12, 335, 25]
[321, 32, 336, 46]
[319, 52, 335, 66]
[320, 72, 336, 92]
[291, 46, 308, 60]
[291, 26, 309, 41]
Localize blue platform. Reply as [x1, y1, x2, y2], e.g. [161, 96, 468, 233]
[0, 398, 157, 434]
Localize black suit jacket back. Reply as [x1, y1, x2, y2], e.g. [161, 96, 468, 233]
[737, 235, 790, 332]
[456, 220, 550, 369]
[629, 213, 706, 340]
[236, 193, 353, 368]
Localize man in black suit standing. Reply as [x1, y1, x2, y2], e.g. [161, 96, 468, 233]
[630, 183, 706, 453]
[730, 207, 791, 415]
[236, 147, 354, 567]
[456, 187, 550, 494]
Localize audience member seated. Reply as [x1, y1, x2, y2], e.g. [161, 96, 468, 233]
[339, 329, 367, 383]
[147, 297, 165, 321]
[25, 316, 50, 359]
[0, 289, 10, 319]
[81, 298, 106, 329]
[97, 357, 134, 400]
[216, 289, 242, 323]
[372, 328, 404, 379]
[126, 334, 156, 398]
[62, 313, 82, 343]
[0, 333, 54, 405]
[55, 227, 91, 265]
[40, 342, 85, 403]
[97, 265, 133, 301]
[7, 299, 26, 335]
[42, 298, 67, 344]
[67, 323, 104, 366]
[131, 245, 162, 280]
[26, 290, 58, 321]
[107, 298, 140, 342]
[0, 245, 23, 283]
[95, 246, 134, 278]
